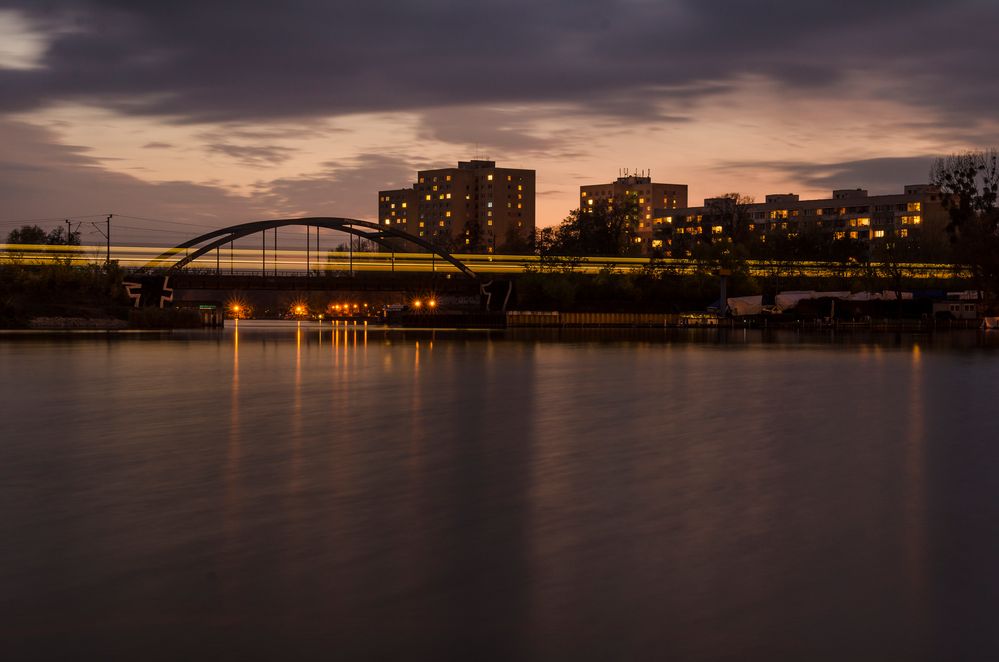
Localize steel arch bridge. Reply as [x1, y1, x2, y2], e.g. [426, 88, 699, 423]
[143, 217, 478, 279]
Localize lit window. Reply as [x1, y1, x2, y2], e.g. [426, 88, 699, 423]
[518, 185, 523, 191]
[446, 193, 452, 199]
[587, 199, 594, 206]
[874, 229, 885, 238]
[445, 211, 451, 217]
[652, 239, 663, 248]
[487, 220, 493, 226]
[858, 217, 870, 226]
[849, 231, 858, 239]
[634, 237, 643, 244]
[487, 174, 493, 181]
[446, 175, 452, 182]
[581, 191, 587, 198]
[465, 238, 470, 244]
[507, 175, 511, 181]
[401, 202, 407, 209]
[900, 228, 909, 237]
[487, 201, 493, 208]
[908, 201, 921, 212]
[418, 221, 425, 228]
[425, 194, 431, 201]
[419, 177, 425, 183]
[384, 219, 391, 225]
[638, 197, 644, 204]
[432, 185, 438, 191]
[835, 232, 845, 240]
[439, 220, 445, 227]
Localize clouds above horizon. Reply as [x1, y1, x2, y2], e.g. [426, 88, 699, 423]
[1, 0, 998, 234]
[2, 0, 997, 123]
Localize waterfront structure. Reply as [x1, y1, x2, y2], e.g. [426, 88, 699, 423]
[653, 185, 949, 253]
[378, 160, 535, 253]
[580, 173, 688, 253]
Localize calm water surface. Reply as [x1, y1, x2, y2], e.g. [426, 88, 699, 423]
[3, 322, 999, 660]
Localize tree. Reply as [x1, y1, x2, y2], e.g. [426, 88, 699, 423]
[930, 149, 999, 307]
[540, 196, 641, 258]
[5, 224, 81, 246]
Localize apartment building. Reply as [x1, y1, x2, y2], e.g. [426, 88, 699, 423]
[378, 160, 535, 253]
[580, 173, 688, 253]
[653, 185, 948, 252]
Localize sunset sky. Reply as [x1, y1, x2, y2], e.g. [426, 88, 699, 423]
[2, 0, 998, 244]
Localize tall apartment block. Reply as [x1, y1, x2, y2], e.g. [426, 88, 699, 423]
[377, 160, 535, 253]
[653, 185, 947, 252]
[580, 174, 688, 253]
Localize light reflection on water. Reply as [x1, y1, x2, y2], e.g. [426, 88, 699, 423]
[2, 322, 999, 660]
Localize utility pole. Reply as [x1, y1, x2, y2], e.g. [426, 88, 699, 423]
[65, 219, 72, 245]
[348, 227, 353, 276]
[90, 215, 111, 267]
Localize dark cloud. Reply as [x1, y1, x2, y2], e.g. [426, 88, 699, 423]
[720, 155, 940, 196]
[204, 143, 295, 167]
[0, 0, 995, 125]
[252, 154, 418, 219]
[0, 119, 412, 241]
[141, 141, 172, 149]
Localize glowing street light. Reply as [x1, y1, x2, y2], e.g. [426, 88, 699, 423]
[427, 299, 437, 309]
[413, 299, 423, 309]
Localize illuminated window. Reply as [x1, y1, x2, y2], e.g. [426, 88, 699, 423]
[907, 201, 921, 212]
[849, 231, 858, 239]
[401, 202, 407, 209]
[900, 228, 909, 237]
[835, 231, 845, 240]
[518, 185, 523, 191]
[874, 229, 885, 238]
[712, 225, 723, 234]
[487, 174, 493, 181]
[418, 221, 425, 228]
[587, 199, 594, 206]
[384, 219, 391, 225]
[446, 175, 452, 182]
[651, 239, 663, 248]
[419, 177, 425, 183]
[638, 197, 645, 204]
[445, 211, 451, 217]
[581, 191, 587, 198]
[487, 220, 493, 226]
[645, 214, 651, 220]
[634, 237, 643, 244]
[858, 217, 870, 226]
[425, 194, 431, 201]
[432, 185, 438, 191]
[902, 215, 921, 225]
[446, 193, 452, 199]
[517, 203, 522, 209]
[439, 194, 444, 200]
[487, 201, 493, 208]
[439, 220, 445, 227]
[465, 238, 470, 245]
[507, 175, 511, 181]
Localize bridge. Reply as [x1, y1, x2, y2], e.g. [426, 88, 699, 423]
[143, 217, 479, 279]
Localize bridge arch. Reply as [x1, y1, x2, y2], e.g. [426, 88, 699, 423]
[144, 217, 477, 279]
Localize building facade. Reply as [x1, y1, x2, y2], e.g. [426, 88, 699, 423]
[378, 160, 535, 253]
[580, 174, 688, 253]
[653, 185, 948, 254]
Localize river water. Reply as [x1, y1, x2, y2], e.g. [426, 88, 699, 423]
[2, 322, 999, 660]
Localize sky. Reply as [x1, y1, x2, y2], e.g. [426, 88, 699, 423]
[1, 0, 998, 245]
